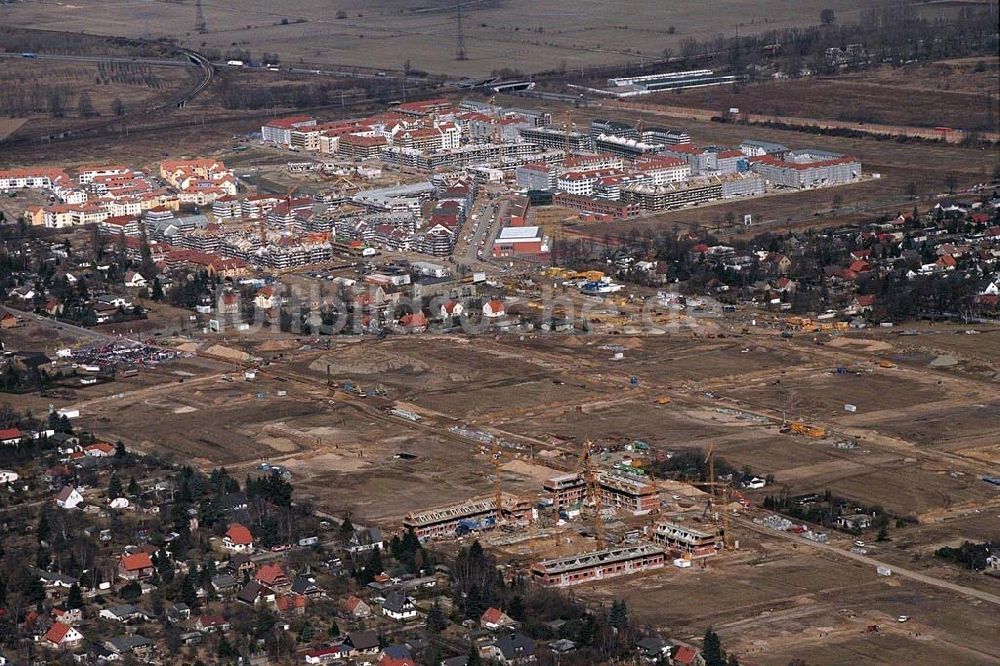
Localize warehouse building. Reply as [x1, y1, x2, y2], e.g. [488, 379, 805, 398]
[492, 225, 549, 258]
[531, 544, 666, 587]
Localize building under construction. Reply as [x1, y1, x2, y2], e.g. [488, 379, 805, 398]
[403, 493, 533, 541]
[597, 471, 660, 515]
[543, 473, 588, 510]
[531, 543, 666, 587]
[651, 520, 718, 558]
[544, 470, 659, 515]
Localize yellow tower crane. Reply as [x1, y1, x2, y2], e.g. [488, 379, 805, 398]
[492, 444, 505, 527]
[582, 440, 605, 549]
[704, 444, 733, 551]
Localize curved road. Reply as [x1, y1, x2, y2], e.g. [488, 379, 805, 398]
[0, 46, 214, 145]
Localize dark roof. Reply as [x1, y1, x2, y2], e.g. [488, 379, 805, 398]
[495, 632, 535, 660]
[347, 629, 379, 651]
[383, 591, 412, 614]
[636, 635, 669, 654]
[237, 580, 262, 604]
[107, 634, 153, 653]
[291, 575, 321, 595]
[382, 644, 412, 659]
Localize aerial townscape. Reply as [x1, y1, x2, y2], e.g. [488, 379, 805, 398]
[0, 1, 998, 665]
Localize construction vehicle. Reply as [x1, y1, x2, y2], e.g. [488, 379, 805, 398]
[789, 422, 828, 438]
[655, 396, 672, 405]
[878, 359, 897, 369]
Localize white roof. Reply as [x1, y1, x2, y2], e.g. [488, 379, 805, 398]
[497, 226, 541, 240]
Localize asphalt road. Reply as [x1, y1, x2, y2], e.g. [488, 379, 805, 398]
[2, 305, 113, 344]
[738, 518, 1000, 607]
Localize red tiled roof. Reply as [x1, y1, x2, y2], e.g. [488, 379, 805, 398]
[226, 523, 253, 546]
[120, 552, 153, 571]
[44, 622, 72, 644]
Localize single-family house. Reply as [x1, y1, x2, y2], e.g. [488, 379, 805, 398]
[117, 552, 155, 580]
[345, 629, 381, 658]
[343, 595, 372, 619]
[223, 523, 254, 553]
[481, 607, 516, 630]
[485, 632, 536, 665]
[483, 299, 506, 318]
[42, 622, 84, 651]
[99, 604, 149, 624]
[55, 486, 84, 509]
[382, 591, 417, 621]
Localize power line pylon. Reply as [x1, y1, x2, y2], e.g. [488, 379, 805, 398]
[195, 0, 207, 34]
[455, 0, 468, 61]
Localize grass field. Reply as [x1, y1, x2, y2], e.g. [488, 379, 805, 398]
[3, 0, 896, 77]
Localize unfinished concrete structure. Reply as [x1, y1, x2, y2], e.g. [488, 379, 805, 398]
[597, 471, 660, 515]
[543, 473, 588, 510]
[403, 493, 532, 541]
[651, 520, 718, 558]
[531, 544, 666, 587]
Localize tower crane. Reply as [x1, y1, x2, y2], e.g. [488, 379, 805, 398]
[491, 443, 505, 527]
[703, 444, 733, 551]
[581, 440, 605, 549]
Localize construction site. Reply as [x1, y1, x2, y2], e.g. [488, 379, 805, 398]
[20, 297, 999, 664]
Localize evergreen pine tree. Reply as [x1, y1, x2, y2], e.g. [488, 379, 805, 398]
[66, 583, 83, 609]
[703, 627, 725, 666]
[107, 472, 123, 498]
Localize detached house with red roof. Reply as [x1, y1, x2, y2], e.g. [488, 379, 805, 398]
[42, 622, 84, 651]
[255, 563, 291, 593]
[117, 552, 155, 580]
[481, 607, 516, 630]
[223, 523, 254, 554]
[483, 300, 506, 319]
[0, 428, 25, 446]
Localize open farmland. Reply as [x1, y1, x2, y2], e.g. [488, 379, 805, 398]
[652, 58, 1000, 132]
[3, 0, 897, 77]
